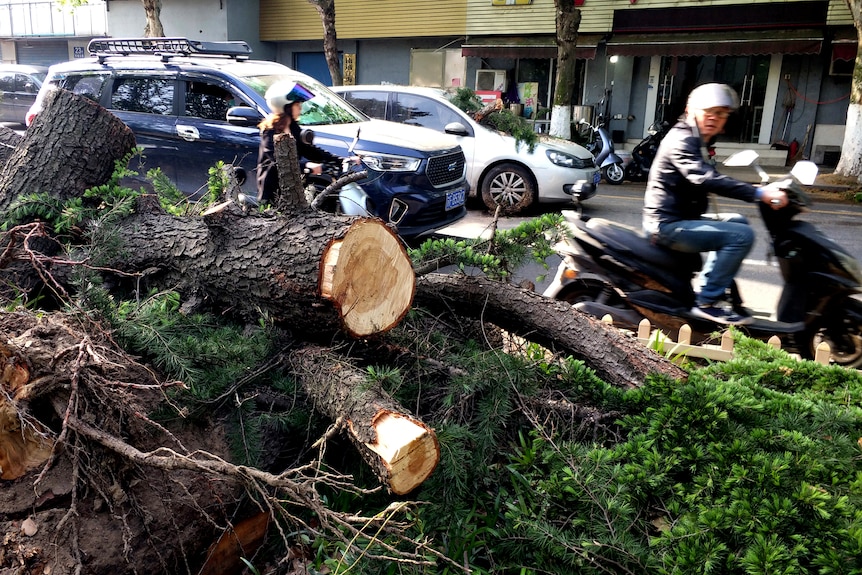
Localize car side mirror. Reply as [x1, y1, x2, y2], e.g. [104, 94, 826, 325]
[444, 122, 469, 137]
[226, 105, 263, 127]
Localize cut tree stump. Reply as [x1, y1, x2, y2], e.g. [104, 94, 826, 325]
[292, 345, 440, 494]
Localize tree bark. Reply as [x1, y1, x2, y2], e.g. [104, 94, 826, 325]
[0, 124, 22, 168]
[0, 89, 136, 213]
[414, 274, 688, 389]
[292, 346, 440, 495]
[308, 0, 344, 86]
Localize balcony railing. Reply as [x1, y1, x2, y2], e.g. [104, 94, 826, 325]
[0, 0, 107, 38]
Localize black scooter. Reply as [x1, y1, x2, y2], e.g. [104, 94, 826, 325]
[542, 151, 862, 367]
[621, 120, 670, 182]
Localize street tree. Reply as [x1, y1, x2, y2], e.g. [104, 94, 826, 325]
[306, 0, 344, 85]
[57, 0, 165, 37]
[548, 0, 581, 140]
[836, 0, 861, 179]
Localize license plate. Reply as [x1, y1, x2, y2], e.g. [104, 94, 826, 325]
[593, 171, 601, 185]
[445, 188, 466, 210]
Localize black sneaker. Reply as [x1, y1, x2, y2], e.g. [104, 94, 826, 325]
[690, 303, 754, 325]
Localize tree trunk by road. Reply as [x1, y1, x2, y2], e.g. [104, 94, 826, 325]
[549, 0, 582, 140]
[835, 3, 861, 179]
[142, 0, 165, 37]
[307, 0, 344, 86]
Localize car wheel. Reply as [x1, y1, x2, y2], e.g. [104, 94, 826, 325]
[480, 164, 535, 215]
[602, 163, 625, 185]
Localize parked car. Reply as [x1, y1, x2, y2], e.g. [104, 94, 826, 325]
[26, 38, 468, 240]
[332, 85, 600, 215]
[0, 64, 47, 125]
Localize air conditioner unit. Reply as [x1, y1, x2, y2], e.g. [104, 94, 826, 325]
[475, 69, 506, 92]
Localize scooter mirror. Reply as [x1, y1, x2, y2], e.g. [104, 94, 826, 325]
[790, 160, 819, 186]
[723, 150, 760, 167]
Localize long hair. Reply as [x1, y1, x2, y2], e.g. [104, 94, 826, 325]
[259, 112, 291, 132]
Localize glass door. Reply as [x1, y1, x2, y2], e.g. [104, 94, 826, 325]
[656, 55, 771, 143]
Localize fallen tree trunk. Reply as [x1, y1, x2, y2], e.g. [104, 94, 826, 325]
[291, 346, 440, 495]
[414, 273, 689, 389]
[114, 199, 415, 338]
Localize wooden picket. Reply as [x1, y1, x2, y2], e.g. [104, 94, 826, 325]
[601, 315, 833, 366]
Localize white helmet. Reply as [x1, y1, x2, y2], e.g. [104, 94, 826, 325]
[265, 81, 315, 114]
[687, 83, 739, 111]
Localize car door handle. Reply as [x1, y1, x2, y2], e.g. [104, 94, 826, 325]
[177, 125, 200, 142]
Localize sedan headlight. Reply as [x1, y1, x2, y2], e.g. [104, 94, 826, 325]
[546, 149, 592, 169]
[361, 152, 421, 172]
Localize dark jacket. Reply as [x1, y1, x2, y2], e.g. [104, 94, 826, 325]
[256, 119, 340, 203]
[643, 116, 759, 236]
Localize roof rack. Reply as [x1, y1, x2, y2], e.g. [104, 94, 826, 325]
[87, 37, 253, 63]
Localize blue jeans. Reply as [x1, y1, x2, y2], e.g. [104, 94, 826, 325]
[655, 214, 755, 306]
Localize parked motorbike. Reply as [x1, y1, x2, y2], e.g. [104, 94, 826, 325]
[578, 118, 626, 185]
[621, 120, 670, 182]
[543, 151, 862, 367]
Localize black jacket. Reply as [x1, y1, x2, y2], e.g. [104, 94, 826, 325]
[643, 116, 759, 236]
[256, 120, 340, 203]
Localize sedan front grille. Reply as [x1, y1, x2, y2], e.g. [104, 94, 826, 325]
[427, 150, 466, 188]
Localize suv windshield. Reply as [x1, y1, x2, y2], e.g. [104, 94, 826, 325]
[237, 72, 367, 126]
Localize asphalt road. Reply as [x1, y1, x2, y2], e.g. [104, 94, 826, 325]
[436, 175, 862, 316]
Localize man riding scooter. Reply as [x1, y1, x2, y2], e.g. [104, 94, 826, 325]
[643, 83, 790, 325]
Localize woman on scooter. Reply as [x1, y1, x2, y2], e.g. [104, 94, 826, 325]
[642, 83, 789, 325]
[257, 81, 340, 204]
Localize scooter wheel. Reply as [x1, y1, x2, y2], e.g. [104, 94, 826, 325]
[796, 298, 862, 368]
[602, 163, 625, 185]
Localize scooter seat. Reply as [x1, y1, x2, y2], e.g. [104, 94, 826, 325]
[585, 218, 702, 273]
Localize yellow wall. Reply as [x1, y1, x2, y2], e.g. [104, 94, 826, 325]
[260, 0, 467, 41]
[260, 0, 854, 41]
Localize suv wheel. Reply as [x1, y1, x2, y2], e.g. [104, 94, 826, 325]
[481, 163, 535, 215]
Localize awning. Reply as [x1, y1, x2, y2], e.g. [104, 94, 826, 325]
[831, 28, 858, 62]
[461, 34, 602, 60]
[606, 29, 823, 57]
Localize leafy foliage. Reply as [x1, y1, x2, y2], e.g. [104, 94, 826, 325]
[409, 212, 566, 281]
[449, 87, 539, 153]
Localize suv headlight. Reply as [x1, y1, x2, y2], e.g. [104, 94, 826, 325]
[546, 150, 590, 169]
[361, 152, 421, 172]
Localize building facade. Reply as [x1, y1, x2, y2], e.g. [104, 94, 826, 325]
[2, 0, 855, 162]
[0, 0, 107, 65]
[261, 0, 857, 163]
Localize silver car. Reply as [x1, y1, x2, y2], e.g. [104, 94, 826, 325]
[0, 64, 47, 125]
[333, 85, 600, 215]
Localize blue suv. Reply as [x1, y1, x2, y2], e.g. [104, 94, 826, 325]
[27, 38, 468, 240]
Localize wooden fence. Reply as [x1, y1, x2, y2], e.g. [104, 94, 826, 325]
[603, 315, 833, 366]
